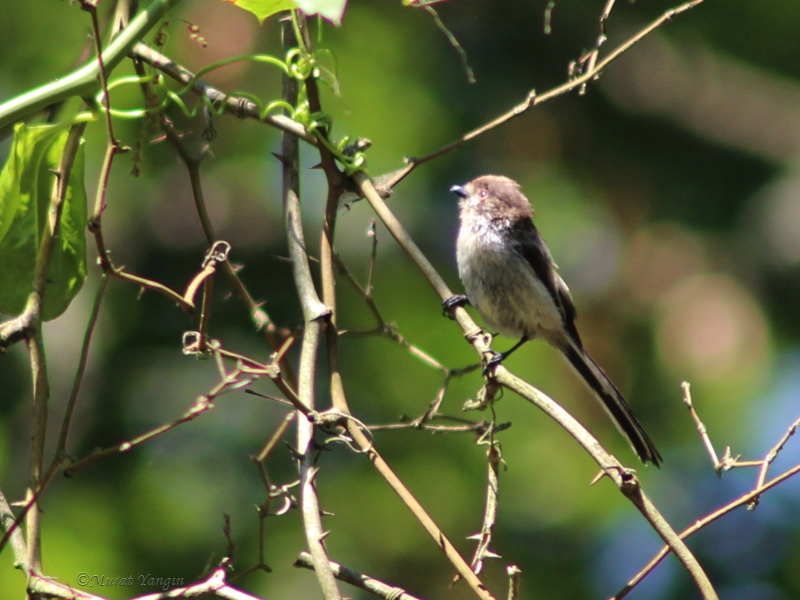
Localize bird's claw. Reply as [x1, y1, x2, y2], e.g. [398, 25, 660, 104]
[442, 294, 470, 319]
[482, 349, 506, 376]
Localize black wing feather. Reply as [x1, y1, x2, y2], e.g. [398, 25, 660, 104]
[505, 218, 582, 344]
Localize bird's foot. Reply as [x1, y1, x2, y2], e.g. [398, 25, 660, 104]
[482, 349, 506, 376]
[442, 294, 470, 319]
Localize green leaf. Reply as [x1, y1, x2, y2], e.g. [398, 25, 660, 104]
[226, 0, 347, 25]
[294, 0, 347, 25]
[227, 0, 297, 23]
[0, 123, 87, 321]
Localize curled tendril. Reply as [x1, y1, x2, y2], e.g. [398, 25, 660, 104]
[88, 47, 368, 175]
[92, 74, 159, 118]
[92, 51, 293, 121]
[297, 109, 366, 175]
[231, 92, 298, 122]
[313, 126, 368, 175]
[305, 110, 333, 134]
[93, 78, 298, 125]
[192, 52, 289, 82]
[285, 48, 318, 81]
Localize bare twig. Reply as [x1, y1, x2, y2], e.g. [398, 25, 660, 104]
[498, 365, 717, 599]
[254, 408, 298, 463]
[86, 118, 195, 314]
[141, 59, 298, 390]
[366, 220, 378, 295]
[572, 0, 619, 94]
[613, 461, 800, 599]
[24, 328, 48, 573]
[682, 381, 779, 485]
[682, 381, 722, 469]
[458, 424, 503, 583]
[379, 0, 705, 191]
[281, 15, 340, 600]
[750, 416, 800, 508]
[296, 13, 496, 595]
[55, 275, 110, 455]
[82, 0, 123, 151]
[295, 551, 423, 600]
[28, 573, 107, 600]
[59, 336, 293, 477]
[356, 173, 457, 304]
[131, 42, 316, 146]
[368, 418, 500, 434]
[64, 395, 215, 475]
[506, 565, 522, 600]
[333, 250, 454, 372]
[0, 488, 28, 572]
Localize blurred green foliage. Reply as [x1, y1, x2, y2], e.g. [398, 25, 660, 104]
[1, 1, 799, 599]
[0, 124, 87, 319]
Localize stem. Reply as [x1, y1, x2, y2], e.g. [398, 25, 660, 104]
[281, 16, 340, 600]
[0, 0, 182, 130]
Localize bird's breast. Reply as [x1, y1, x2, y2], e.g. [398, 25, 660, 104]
[457, 221, 563, 340]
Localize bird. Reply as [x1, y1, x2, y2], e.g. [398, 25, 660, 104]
[445, 174, 661, 466]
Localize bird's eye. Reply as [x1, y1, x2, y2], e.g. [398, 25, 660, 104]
[478, 189, 488, 199]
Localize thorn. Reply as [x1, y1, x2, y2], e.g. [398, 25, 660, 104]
[590, 469, 607, 486]
[271, 152, 289, 165]
[284, 442, 301, 461]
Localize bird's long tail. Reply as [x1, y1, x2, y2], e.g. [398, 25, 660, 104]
[561, 340, 662, 466]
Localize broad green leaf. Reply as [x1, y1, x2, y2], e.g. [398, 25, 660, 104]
[226, 0, 347, 25]
[0, 123, 87, 321]
[226, 0, 297, 23]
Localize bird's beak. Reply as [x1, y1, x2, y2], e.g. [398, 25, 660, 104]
[450, 185, 467, 198]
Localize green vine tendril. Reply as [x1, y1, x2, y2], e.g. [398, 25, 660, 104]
[90, 45, 368, 175]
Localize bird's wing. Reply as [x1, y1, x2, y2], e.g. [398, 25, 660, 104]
[507, 218, 582, 345]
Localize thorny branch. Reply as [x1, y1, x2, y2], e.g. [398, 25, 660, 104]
[279, 15, 341, 600]
[131, 42, 316, 146]
[295, 551, 423, 600]
[613, 461, 800, 600]
[682, 381, 799, 509]
[355, 173, 718, 600]
[467, 427, 503, 577]
[296, 11, 497, 597]
[378, 0, 705, 191]
[141, 59, 298, 390]
[10, 2, 800, 600]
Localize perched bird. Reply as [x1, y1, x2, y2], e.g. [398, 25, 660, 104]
[446, 174, 661, 466]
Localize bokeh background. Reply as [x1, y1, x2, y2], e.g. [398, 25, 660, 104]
[1, 1, 799, 598]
